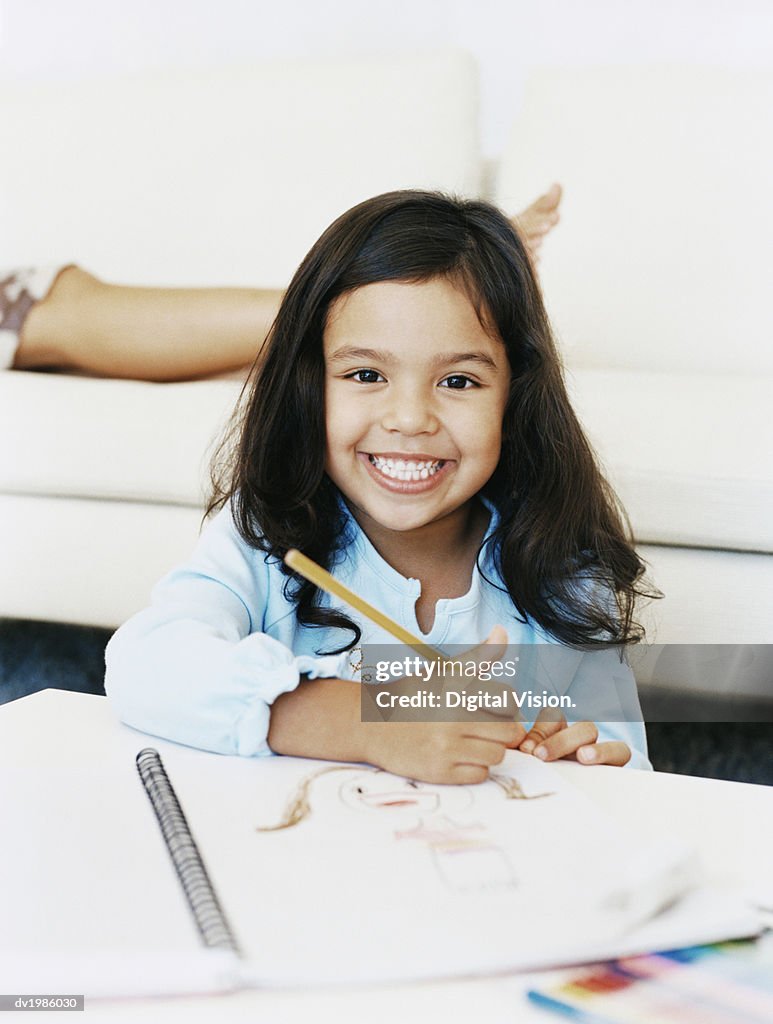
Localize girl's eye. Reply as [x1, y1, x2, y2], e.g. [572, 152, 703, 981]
[346, 369, 384, 384]
[440, 374, 477, 390]
[407, 779, 420, 789]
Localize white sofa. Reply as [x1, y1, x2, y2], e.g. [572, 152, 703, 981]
[2, 57, 771, 698]
[494, 66, 773, 697]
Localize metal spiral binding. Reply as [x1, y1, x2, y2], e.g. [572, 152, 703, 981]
[135, 748, 241, 955]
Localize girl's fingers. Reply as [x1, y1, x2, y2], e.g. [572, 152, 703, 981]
[577, 741, 632, 767]
[531, 720, 599, 761]
[504, 722, 528, 748]
[450, 764, 490, 785]
[463, 624, 509, 664]
[518, 709, 567, 753]
[454, 737, 509, 768]
[468, 720, 526, 748]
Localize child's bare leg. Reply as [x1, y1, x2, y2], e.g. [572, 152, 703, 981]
[13, 266, 281, 381]
[8, 187, 560, 381]
[511, 183, 562, 261]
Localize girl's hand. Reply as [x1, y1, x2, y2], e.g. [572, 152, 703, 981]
[372, 716, 525, 786]
[518, 710, 631, 767]
[368, 625, 526, 785]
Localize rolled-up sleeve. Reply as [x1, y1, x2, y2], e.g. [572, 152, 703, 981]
[105, 507, 347, 756]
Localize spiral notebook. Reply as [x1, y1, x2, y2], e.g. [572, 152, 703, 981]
[1, 739, 761, 1000]
[125, 747, 760, 995]
[135, 749, 240, 956]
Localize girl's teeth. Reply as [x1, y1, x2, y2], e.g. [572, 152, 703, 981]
[368, 455, 443, 481]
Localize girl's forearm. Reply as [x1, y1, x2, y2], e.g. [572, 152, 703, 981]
[267, 677, 380, 764]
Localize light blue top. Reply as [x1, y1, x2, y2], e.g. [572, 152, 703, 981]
[105, 502, 651, 770]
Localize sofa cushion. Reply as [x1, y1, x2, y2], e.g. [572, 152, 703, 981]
[568, 369, 773, 553]
[636, 543, 773, 649]
[0, 51, 479, 289]
[495, 66, 773, 375]
[0, 493, 204, 627]
[1, 370, 241, 506]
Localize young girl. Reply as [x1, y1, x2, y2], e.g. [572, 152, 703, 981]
[105, 190, 654, 780]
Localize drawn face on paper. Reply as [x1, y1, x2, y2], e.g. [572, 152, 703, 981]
[338, 771, 473, 816]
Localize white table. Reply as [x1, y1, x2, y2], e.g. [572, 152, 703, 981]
[1, 690, 771, 1024]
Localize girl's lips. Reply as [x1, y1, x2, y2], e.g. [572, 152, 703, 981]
[358, 452, 453, 494]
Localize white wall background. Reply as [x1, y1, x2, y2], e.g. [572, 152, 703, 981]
[2, 0, 771, 157]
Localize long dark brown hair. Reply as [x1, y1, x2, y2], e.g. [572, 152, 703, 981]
[210, 190, 657, 653]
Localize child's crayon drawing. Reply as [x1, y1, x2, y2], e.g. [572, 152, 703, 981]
[257, 765, 552, 893]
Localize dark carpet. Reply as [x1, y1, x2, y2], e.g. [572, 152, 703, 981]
[1, 618, 772, 786]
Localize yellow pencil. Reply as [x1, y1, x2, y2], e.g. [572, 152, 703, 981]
[283, 548, 441, 662]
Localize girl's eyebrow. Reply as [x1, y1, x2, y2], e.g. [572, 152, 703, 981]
[328, 346, 499, 371]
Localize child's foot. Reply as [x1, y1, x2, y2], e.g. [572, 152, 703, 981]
[0, 266, 68, 369]
[511, 183, 563, 261]
[0, 269, 37, 368]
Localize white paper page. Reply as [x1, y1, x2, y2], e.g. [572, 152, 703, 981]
[154, 747, 753, 987]
[0, 750, 235, 998]
[0, 950, 242, 1001]
[1, 761, 198, 954]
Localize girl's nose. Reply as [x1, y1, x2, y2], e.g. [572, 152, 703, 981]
[380, 388, 439, 436]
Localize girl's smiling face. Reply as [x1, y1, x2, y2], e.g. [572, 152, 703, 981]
[324, 277, 510, 537]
